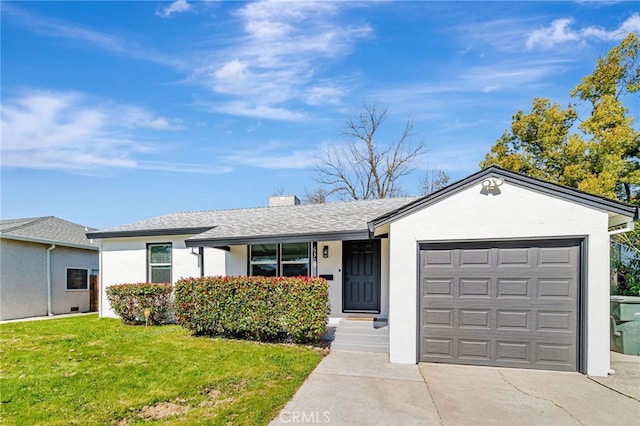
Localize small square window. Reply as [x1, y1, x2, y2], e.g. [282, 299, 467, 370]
[67, 268, 89, 290]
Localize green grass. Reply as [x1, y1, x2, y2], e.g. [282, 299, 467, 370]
[0, 314, 323, 425]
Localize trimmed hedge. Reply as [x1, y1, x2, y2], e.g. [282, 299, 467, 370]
[174, 276, 329, 342]
[106, 283, 174, 325]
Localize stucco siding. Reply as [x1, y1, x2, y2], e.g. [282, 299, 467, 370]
[226, 246, 248, 275]
[317, 241, 343, 320]
[387, 181, 612, 376]
[203, 247, 226, 276]
[50, 246, 98, 314]
[99, 236, 227, 318]
[0, 239, 48, 320]
[0, 239, 97, 320]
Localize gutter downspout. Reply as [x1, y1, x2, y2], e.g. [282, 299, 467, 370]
[46, 244, 56, 316]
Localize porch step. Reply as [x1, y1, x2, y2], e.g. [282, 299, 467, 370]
[330, 319, 389, 353]
[331, 341, 390, 353]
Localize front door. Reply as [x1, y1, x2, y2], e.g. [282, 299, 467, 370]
[343, 240, 381, 313]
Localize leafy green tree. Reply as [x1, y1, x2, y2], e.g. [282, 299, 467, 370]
[481, 33, 640, 203]
[612, 226, 640, 296]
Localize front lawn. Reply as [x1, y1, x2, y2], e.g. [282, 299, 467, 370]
[0, 315, 323, 425]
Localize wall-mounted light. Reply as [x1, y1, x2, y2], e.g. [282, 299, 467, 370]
[482, 177, 503, 189]
[323, 245, 329, 258]
[481, 177, 504, 195]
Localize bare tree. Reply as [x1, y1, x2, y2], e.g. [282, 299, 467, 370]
[303, 187, 329, 204]
[315, 103, 426, 200]
[421, 168, 450, 195]
[271, 186, 287, 196]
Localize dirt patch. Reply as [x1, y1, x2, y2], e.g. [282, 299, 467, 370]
[137, 401, 189, 420]
[198, 386, 237, 408]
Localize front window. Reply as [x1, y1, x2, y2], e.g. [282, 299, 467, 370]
[281, 242, 309, 277]
[250, 243, 310, 277]
[66, 268, 89, 290]
[148, 243, 172, 283]
[250, 244, 277, 276]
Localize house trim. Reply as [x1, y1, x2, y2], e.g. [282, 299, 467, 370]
[0, 234, 98, 251]
[185, 230, 371, 248]
[369, 166, 638, 230]
[87, 226, 214, 239]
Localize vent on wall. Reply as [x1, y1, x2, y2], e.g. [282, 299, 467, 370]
[70, 307, 79, 312]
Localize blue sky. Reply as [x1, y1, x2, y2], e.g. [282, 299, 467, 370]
[2, 1, 639, 229]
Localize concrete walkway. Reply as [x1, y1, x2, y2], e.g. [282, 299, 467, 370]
[589, 351, 640, 401]
[0, 312, 96, 324]
[271, 351, 640, 426]
[271, 351, 439, 425]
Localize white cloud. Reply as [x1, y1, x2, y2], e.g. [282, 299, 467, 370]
[196, 0, 372, 120]
[305, 86, 343, 106]
[213, 59, 253, 94]
[4, 3, 186, 69]
[157, 0, 191, 18]
[0, 89, 221, 174]
[220, 142, 319, 169]
[526, 18, 579, 49]
[5, 2, 371, 121]
[526, 13, 640, 49]
[209, 101, 307, 121]
[620, 13, 640, 34]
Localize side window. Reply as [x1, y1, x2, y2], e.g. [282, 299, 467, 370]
[66, 268, 89, 290]
[148, 243, 172, 283]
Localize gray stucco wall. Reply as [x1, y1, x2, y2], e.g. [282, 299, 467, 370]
[50, 246, 99, 315]
[0, 239, 48, 320]
[0, 239, 98, 320]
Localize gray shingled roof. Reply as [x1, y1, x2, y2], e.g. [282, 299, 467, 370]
[87, 197, 419, 245]
[0, 216, 98, 250]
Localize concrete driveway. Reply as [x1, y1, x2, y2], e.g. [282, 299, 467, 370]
[271, 351, 639, 425]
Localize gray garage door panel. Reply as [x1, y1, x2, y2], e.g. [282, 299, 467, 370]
[419, 241, 580, 371]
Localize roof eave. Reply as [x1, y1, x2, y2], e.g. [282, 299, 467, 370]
[0, 234, 98, 250]
[185, 230, 371, 247]
[369, 166, 638, 229]
[86, 226, 215, 239]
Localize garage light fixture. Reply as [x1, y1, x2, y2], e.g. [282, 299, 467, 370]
[482, 177, 503, 188]
[481, 177, 504, 194]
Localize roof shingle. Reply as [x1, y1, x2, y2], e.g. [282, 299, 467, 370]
[87, 197, 419, 244]
[0, 216, 98, 249]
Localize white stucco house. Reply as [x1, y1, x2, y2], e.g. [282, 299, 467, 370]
[87, 167, 637, 376]
[1, 216, 99, 320]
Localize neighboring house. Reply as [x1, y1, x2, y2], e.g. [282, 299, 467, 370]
[87, 167, 638, 377]
[1, 216, 99, 320]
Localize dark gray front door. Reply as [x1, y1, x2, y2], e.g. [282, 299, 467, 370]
[419, 240, 580, 372]
[343, 240, 381, 313]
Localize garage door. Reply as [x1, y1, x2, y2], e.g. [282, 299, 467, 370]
[419, 240, 580, 372]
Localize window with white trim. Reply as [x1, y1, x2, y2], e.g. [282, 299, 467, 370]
[148, 243, 172, 283]
[66, 268, 89, 290]
[250, 243, 310, 277]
